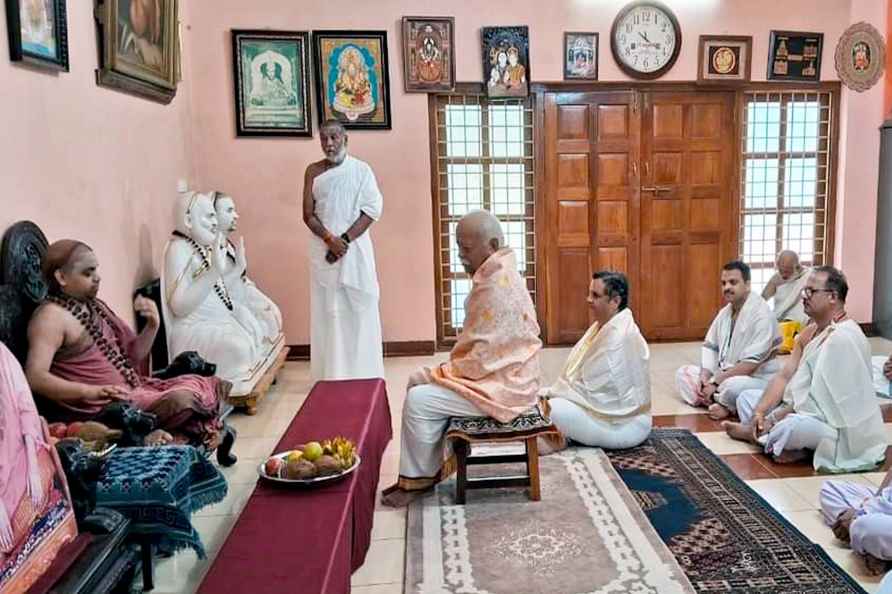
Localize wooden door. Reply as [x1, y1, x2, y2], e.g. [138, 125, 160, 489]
[543, 91, 641, 344]
[638, 91, 736, 339]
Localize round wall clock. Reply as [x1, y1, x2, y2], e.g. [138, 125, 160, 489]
[835, 21, 885, 92]
[611, 0, 682, 79]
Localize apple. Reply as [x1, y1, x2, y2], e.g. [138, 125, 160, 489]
[302, 441, 323, 462]
[65, 422, 83, 438]
[48, 423, 67, 439]
[265, 457, 283, 477]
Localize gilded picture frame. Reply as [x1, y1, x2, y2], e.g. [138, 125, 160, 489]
[697, 35, 752, 83]
[4, 0, 69, 71]
[95, 0, 180, 104]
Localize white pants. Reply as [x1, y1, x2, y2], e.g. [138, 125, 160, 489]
[548, 398, 651, 449]
[398, 383, 483, 480]
[737, 388, 837, 457]
[820, 479, 892, 560]
[873, 355, 891, 398]
[675, 364, 776, 412]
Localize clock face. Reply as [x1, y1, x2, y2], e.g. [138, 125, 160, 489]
[612, 2, 681, 78]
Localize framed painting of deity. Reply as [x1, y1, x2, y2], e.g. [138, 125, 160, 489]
[835, 22, 885, 92]
[482, 26, 529, 98]
[312, 30, 391, 130]
[697, 35, 751, 83]
[231, 30, 312, 137]
[4, 0, 69, 71]
[767, 30, 823, 83]
[401, 16, 455, 93]
[95, 0, 180, 104]
[563, 32, 598, 80]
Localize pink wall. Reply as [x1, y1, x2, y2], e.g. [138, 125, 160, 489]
[0, 4, 195, 322]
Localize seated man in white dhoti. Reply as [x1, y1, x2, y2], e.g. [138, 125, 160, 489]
[676, 260, 782, 420]
[543, 271, 651, 449]
[871, 353, 892, 398]
[762, 250, 811, 325]
[723, 267, 887, 471]
[302, 120, 384, 381]
[381, 210, 542, 507]
[821, 466, 892, 575]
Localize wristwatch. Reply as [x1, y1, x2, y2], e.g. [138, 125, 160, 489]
[340, 232, 351, 244]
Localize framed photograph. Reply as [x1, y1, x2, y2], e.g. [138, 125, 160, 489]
[697, 35, 751, 83]
[95, 0, 180, 104]
[482, 26, 529, 98]
[401, 16, 455, 93]
[768, 30, 823, 82]
[835, 22, 885, 92]
[231, 30, 312, 137]
[4, 0, 69, 71]
[313, 30, 391, 130]
[563, 32, 598, 80]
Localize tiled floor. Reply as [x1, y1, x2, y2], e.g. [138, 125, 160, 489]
[151, 338, 892, 594]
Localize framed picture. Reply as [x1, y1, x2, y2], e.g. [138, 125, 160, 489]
[482, 26, 529, 98]
[563, 32, 597, 80]
[697, 35, 751, 83]
[231, 30, 312, 137]
[313, 30, 391, 130]
[835, 22, 886, 92]
[401, 16, 455, 93]
[768, 30, 823, 82]
[4, 0, 69, 71]
[95, 0, 180, 104]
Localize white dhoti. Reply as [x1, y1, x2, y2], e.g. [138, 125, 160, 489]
[676, 361, 780, 410]
[821, 480, 892, 561]
[547, 398, 650, 449]
[398, 383, 484, 484]
[771, 268, 811, 325]
[310, 155, 384, 381]
[873, 355, 891, 398]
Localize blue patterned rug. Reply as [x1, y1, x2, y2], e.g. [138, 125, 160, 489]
[605, 428, 866, 594]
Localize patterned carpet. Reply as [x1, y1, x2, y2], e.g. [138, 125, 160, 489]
[606, 428, 867, 594]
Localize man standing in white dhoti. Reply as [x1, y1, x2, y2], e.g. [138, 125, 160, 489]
[762, 250, 811, 325]
[676, 260, 782, 419]
[302, 120, 384, 380]
[724, 267, 887, 472]
[543, 271, 651, 449]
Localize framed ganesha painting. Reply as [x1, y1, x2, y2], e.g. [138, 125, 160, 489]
[312, 30, 392, 130]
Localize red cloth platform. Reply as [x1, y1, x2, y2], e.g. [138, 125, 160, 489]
[198, 379, 393, 594]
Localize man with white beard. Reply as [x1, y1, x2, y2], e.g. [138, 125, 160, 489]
[302, 120, 384, 380]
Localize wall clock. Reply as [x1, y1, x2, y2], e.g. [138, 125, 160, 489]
[611, 1, 682, 79]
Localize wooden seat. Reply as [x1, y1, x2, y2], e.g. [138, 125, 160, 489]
[446, 408, 558, 504]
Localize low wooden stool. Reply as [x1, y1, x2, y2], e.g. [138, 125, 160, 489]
[446, 409, 558, 504]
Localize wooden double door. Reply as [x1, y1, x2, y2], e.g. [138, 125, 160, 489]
[543, 89, 737, 343]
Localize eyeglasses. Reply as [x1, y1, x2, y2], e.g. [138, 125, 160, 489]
[801, 287, 834, 298]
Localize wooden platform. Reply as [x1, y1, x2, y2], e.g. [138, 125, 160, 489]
[228, 345, 287, 415]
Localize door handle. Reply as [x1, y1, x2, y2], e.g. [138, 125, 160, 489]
[641, 186, 672, 193]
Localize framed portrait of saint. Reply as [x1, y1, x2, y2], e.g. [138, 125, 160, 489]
[482, 26, 529, 98]
[401, 16, 455, 93]
[95, 0, 180, 103]
[312, 30, 391, 130]
[835, 22, 885, 92]
[563, 32, 598, 80]
[232, 30, 312, 137]
[697, 35, 752, 83]
[4, 0, 69, 71]
[767, 30, 823, 83]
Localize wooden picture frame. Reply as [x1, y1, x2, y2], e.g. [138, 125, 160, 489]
[4, 0, 69, 71]
[768, 30, 823, 83]
[401, 16, 455, 93]
[313, 30, 391, 130]
[563, 32, 598, 80]
[482, 25, 530, 98]
[697, 35, 751, 83]
[94, 0, 180, 104]
[232, 30, 312, 137]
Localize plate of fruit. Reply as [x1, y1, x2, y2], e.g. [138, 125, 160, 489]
[259, 436, 359, 485]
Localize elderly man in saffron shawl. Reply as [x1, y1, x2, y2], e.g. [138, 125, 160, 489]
[25, 240, 229, 451]
[382, 210, 542, 507]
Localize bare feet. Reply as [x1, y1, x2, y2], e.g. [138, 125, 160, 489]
[863, 552, 889, 576]
[707, 403, 731, 421]
[381, 484, 430, 508]
[722, 421, 755, 443]
[832, 509, 857, 543]
[145, 429, 174, 446]
[772, 449, 810, 464]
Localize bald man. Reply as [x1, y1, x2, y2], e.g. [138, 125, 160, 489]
[762, 250, 810, 325]
[381, 210, 542, 507]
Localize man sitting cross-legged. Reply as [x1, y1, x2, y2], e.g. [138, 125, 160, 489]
[821, 467, 892, 576]
[676, 260, 782, 420]
[723, 266, 886, 472]
[381, 210, 541, 507]
[762, 249, 811, 325]
[26, 240, 231, 452]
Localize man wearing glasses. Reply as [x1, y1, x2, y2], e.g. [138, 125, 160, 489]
[723, 266, 886, 472]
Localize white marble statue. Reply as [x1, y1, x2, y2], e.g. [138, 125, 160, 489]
[213, 191, 284, 343]
[161, 190, 282, 397]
